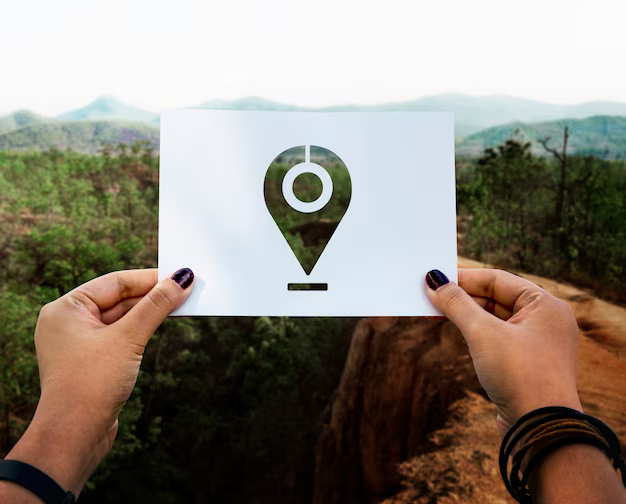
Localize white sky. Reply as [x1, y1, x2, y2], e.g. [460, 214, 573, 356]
[1, 0, 625, 116]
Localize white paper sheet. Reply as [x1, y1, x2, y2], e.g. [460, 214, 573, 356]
[159, 110, 457, 316]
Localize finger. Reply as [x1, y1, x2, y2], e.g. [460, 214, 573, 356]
[100, 296, 143, 325]
[459, 269, 544, 313]
[116, 268, 195, 349]
[470, 295, 514, 320]
[425, 269, 491, 339]
[72, 269, 158, 314]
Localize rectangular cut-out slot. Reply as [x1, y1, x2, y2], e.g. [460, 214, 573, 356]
[288, 283, 328, 291]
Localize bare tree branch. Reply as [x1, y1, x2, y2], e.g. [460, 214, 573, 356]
[537, 135, 563, 162]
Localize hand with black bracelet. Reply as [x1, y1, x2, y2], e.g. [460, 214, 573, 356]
[0, 268, 194, 504]
[425, 268, 626, 503]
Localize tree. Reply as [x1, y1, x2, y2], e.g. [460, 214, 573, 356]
[465, 139, 547, 270]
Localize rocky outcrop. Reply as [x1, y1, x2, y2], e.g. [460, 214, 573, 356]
[314, 258, 626, 503]
[382, 393, 508, 504]
[313, 316, 482, 503]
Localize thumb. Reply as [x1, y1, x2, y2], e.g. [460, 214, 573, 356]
[425, 269, 489, 341]
[119, 268, 195, 348]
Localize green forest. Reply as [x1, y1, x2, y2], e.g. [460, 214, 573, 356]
[0, 136, 624, 502]
[457, 132, 626, 300]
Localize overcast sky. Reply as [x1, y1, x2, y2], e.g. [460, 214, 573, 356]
[1, 0, 625, 116]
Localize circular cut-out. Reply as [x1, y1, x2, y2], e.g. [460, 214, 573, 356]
[282, 162, 333, 213]
[293, 172, 323, 202]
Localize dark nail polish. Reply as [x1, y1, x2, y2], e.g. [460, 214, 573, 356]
[171, 268, 194, 289]
[426, 269, 449, 290]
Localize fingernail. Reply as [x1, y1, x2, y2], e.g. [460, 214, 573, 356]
[171, 268, 194, 289]
[426, 269, 449, 290]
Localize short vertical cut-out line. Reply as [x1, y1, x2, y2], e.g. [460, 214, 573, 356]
[288, 283, 328, 291]
[305, 144, 310, 163]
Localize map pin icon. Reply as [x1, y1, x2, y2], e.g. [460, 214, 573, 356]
[264, 145, 351, 289]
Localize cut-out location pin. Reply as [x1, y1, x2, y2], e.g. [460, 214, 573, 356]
[264, 145, 351, 289]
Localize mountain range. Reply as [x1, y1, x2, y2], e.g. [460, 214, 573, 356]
[195, 94, 626, 127]
[1, 94, 626, 156]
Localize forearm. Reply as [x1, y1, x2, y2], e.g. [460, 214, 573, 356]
[0, 404, 111, 502]
[1, 425, 97, 503]
[530, 443, 626, 503]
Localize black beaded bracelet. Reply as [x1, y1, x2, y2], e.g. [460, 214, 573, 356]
[0, 460, 76, 503]
[499, 406, 626, 503]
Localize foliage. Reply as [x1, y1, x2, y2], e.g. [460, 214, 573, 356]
[458, 137, 626, 300]
[0, 290, 41, 452]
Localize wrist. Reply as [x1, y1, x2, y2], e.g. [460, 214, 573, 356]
[512, 388, 583, 423]
[5, 402, 113, 496]
[500, 405, 626, 503]
[497, 389, 583, 439]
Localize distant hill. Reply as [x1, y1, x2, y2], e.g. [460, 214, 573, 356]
[58, 95, 159, 123]
[193, 94, 626, 137]
[0, 110, 53, 135]
[364, 94, 626, 128]
[196, 96, 480, 137]
[456, 116, 626, 159]
[0, 121, 159, 154]
[2, 94, 626, 153]
[197, 96, 304, 112]
[1, 114, 625, 158]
